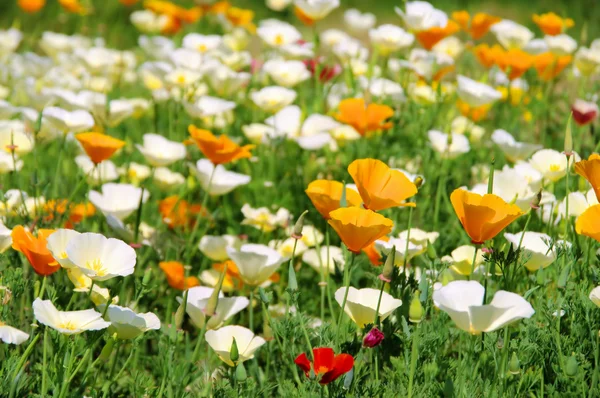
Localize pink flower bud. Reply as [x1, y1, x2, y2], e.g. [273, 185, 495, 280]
[572, 99, 599, 126]
[362, 327, 384, 348]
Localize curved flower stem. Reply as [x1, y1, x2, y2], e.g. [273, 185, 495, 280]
[41, 328, 48, 397]
[249, 288, 255, 331]
[469, 245, 480, 281]
[38, 276, 47, 299]
[336, 252, 356, 343]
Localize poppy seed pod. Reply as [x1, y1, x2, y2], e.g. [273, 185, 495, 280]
[379, 246, 396, 283]
[230, 337, 239, 363]
[508, 352, 520, 375]
[292, 210, 309, 239]
[409, 291, 424, 323]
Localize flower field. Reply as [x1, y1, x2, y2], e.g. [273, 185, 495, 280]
[2, 0, 600, 396]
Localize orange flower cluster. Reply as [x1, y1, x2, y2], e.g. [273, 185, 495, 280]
[159, 261, 200, 290]
[158, 195, 208, 229]
[308, 159, 418, 255]
[450, 189, 523, 245]
[12, 226, 59, 276]
[17, 0, 45, 13]
[335, 98, 394, 137]
[452, 11, 500, 40]
[43, 200, 95, 227]
[533, 53, 573, 81]
[144, 0, 203, 34]
[415, 21, 461, 50]
[187, 126, 254, 165]
[456, 100, 491, 123]
[533, 12, 574, 36]
[58, 0, 88, 14]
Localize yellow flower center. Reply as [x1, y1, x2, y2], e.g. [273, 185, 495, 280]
[274, 34, 284, 46]
[177, 75, 187, 85]
[59, 251, 68, 259]
[198, 44, 208, 52]
[59, 321, 77, 331]
[87, 258, 106, 277]
[549, 164, 561, 172]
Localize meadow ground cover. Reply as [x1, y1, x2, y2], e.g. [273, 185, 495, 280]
[2, 0, 600, 397]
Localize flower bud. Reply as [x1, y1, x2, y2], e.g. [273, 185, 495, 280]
[33, 280, 41, 298]
[174, 301, 185, 330]
[508, 352, 520, 375]
[288, 262, 298, 292]
[235, 362, 247, 381]
[414, 177, 424, 189]
[99, 334, 117, 362]
[426, 241, 436, 260]
[564, 113, 573, 156]
[205, 262, 228, 317]
[409, 291, 424, 324]
[530, 189, 542, 210]
[565, 353, 578, 377]
[379, 246, 395, 283]
[142, 267, 152, 286]
[292, 210, 309, 239]
[230, 337, 239, 364]
[362, 327, 385, 348]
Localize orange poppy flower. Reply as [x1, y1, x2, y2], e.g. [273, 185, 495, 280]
[534, 53, 572, 81]
[211, 260, 279, 291]
[159, 261, 200, 290]
[415, 21, 460, 50]
[452, 11, 500, 40]
[457, 100, 491, 122]
[75, 132, 125, 164]
[305, 180, 362, 219]
[58, 0, 87, 14]
[187, 125, 254, 165]
[145, 0, 202, 24]
[18, 0, 45, 13]
[226, 7, 255, 32]
[450, 189, 523, 245]
[295, 6, 315, 26]
[576, 204, 600, 242]
[328, 207, 393, 254]
[12, 226, 59, 276]
[362, 235, 390, 266]
[348, 159, 417, 211]
[119, 0, 138, 5]
[575, 154, 600, 202]
[158, 195, 208, 229]
[452, 10, 470, 31]
[473, 44, 504, 69]
[208, 1, 230, 14]
[335, 98, 394, 136]
[532, 12, 574, 36]
[496, 49, 534, 80]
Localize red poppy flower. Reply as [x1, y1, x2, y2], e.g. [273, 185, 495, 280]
[294, 347, 354, 385]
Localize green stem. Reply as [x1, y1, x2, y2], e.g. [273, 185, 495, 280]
[185, 166, 216, 264]
[101, 343, 122, 398]
[41, 329, 48, 397]
[249, 289, 255, 331]
[38, 276, 47, 299]
[469, 245, 480, 280]
[407, 324, 420, 398]
[336, 253, 356, 342]
[58, 339, 77, 398]
[10, 333, 40, 385]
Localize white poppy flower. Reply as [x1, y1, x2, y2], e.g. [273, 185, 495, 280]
[456, 75, 502, 107]
[575, 47, 600, 76]
[395, 1, 448, 31]
[257, 22, 302, 48]
[432, 36, 464, 59]
[0, 124, 34, 155]
[240, 204, 290, 232]
[369, 24, 414, 55]
[42, 107, 94, 133]
[320, 29, 352, 51]
[251, 86, 297, 113]
[333, 38, 369, 62]
[590, 286, 600, 307]
[428, 130, 470, 158]
[118, 163, 152, 183]
[545, 34, 577, 56]
[375, 238, 424, 266]
[0, 28, 22, 57]
[226, 244, 286, 286]
[491, 129, 542, 163]
[294, 0, 340, 21]
[191, 159, 251, 196]
[302, 246, 344, 274]
[335, 287, 402, 327]
[138, 35, 174, 60]
[344, 9, 376, 35]
[46, 229, 81, 268]
[184, 96, 237, 119]
[153, 167, 185, 191]
[199, 234, 241, 261]
[136, 133, 186, 167]
[182, 34, 222, 54]
[491, 20, 534, 49]
[74, 155, 119, 184]
[0, 323, 29, 345]
[99, 305, 160, 339]
[269, 238, 308, 258]
[0, 220, 12, 253]
[262, 59, 311, 88]
[89, 183, 149, 220]
[66, 233, 136, 281]
[555, 192, 592, 223]
[266, 0, 292, 11]
[522, 39, 549, 55]
[432, 281, 535, 334]
[529, 149, 579, 182]
[32, 298, 110, 335]
[205, 325, 266, 366]
[504, 232, 556, 272]
[398, 229, 439, 246]
[441, 245, 485, 276]
[178, 286, 249, 330]
[131, 11, 170, 34]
